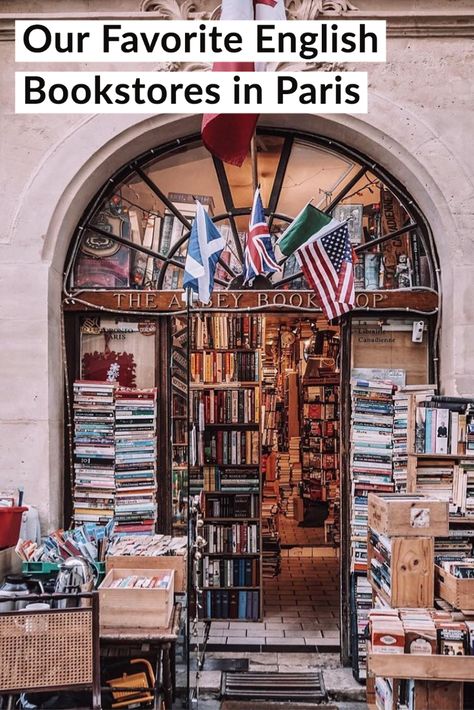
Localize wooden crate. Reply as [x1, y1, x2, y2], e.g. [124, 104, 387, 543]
[106, 555, 186, 593]
[412, 680, 463, 710]
[435, 564, 474, 611]
[99, 567, 174, 630]
[368, 649, 474, 682]
[368, 493, 448, 537]
[368, 536, 434, 607]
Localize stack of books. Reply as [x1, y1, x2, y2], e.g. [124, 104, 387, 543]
[114, 388, 157, 534]
[368, 529, 392, 597]
[73, 381, 116, 526]
[416, 466, 454, 507]
[393, 389, 409, 491]
[261, 390, 278, 448]
[350, 378, 395, 573]
[278, 453, 291, 490]
[353, 575, 372, 680]
[393, 386, 436, 490]
[452, 460, 474, 517]
[262, 518, 281, 579]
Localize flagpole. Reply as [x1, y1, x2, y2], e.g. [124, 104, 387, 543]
[250, 133, 258, 194]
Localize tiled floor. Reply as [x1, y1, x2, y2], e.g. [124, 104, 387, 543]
[278, 515, 327, 547]
[200, 550, 340, 649]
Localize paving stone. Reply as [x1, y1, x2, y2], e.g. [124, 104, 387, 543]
[226, 628, 247, 637]
[262, 628, 285, 637]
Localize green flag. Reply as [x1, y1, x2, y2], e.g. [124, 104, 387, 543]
[277, 203, 337, 257]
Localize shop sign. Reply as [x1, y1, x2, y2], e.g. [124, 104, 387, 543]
[64, 289, 439, 313]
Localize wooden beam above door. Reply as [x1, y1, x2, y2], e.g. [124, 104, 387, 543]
[63, 289, 439, 315]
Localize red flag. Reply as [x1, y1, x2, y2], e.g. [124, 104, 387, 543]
[202, 62, 258, 168]
[201, 0, 286, 167]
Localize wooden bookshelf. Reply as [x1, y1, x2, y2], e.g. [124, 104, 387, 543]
[300, 375, 340, 543]
[193, 314, 263, 622]
[406, 393, 474, 494]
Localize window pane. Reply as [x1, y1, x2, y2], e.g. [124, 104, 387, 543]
[80, 316, 156, 389]
[225, 135, 284, 208]
[141, 143, 226, 216]
[277, 140, 355, 216]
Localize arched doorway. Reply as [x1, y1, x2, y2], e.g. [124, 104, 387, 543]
[62, 126, 440, 676]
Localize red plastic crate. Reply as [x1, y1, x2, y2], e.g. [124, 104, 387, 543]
[0, 507, 27, 549]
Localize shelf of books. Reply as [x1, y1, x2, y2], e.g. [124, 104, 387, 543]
[72, 381, 158, 532]
[191, 315, 263, 621]
[349, 377, 396, 682]
[301, 376, 340, 544]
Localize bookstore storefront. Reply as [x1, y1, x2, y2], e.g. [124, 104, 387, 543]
[59, 122, 440, 667]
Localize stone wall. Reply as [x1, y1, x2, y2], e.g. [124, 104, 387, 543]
[0, 0, 473, 528]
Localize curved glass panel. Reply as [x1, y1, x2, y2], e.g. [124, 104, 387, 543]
[66, 130, 437, 295]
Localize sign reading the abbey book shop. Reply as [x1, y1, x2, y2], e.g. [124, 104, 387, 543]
[64, 289, 439, 313]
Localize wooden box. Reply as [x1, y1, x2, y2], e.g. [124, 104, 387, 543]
[368, 493, 448, 537]
[368, 647, 474, 682]
[99, 567, 174, 630]
[368, 536, 434, 607]
[435, 564, 474, 611]
[106, 554, 186, 593]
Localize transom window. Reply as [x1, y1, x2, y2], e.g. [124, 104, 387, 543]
[64, 128, 437, 295]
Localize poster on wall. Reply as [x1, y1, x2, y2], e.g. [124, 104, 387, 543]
[333, 204, 363, 245]
[80, 317, 156, 389]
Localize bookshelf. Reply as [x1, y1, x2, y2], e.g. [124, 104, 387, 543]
[192, 314, 263, 622]
[301, 375, 340, 544]
[171, 316, 188, 533]
[366, 493, 471, 710]
[405, 394, 474, 512]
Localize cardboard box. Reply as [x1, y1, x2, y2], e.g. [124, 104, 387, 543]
[368, 493, 448, 537]
[99, 567, 174, 630]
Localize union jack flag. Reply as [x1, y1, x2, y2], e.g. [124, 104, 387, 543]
[244, 189, 281, 284]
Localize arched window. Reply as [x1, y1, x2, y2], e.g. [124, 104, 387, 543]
[64, 128, 438, 297]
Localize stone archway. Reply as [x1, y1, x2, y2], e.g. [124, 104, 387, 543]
[8, 102, 463, 527]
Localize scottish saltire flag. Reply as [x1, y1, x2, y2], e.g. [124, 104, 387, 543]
[295, 221, 355, 321]
[244, 189, 281, 284]
[183, 202, 225, 304]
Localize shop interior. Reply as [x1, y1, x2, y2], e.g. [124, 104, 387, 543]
[182, 311, 343, 648]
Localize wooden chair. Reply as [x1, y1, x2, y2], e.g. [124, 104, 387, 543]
[0, 591, 101, 709]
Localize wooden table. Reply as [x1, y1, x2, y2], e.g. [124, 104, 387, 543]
[100, 603, 182, 709]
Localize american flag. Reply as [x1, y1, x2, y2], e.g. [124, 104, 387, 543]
[295, 222, 355, 321]
[244, 188, 281, 284]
